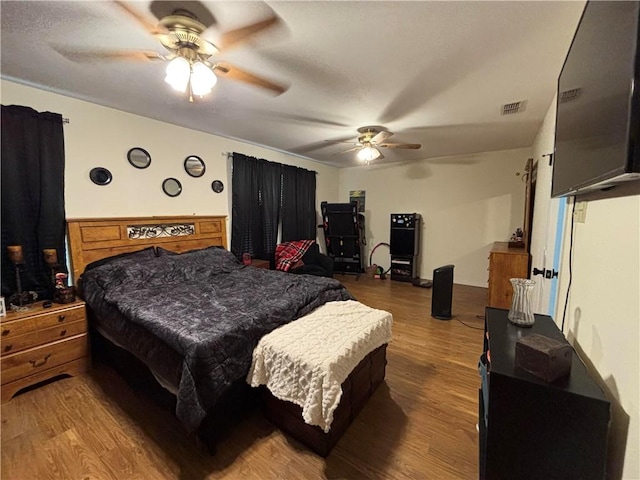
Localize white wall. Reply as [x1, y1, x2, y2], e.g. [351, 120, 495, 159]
[338, 148, 531, 287]
[1, 80, 340, 246]
[535, 99, 640, 479]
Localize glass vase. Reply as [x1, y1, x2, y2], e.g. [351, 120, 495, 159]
[508, 278, 536, 327]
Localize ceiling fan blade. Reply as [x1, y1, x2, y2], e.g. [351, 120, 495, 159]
[218, 14, 281, 51]
[53, 46, 165, 63]
[371, 131, 392, 144]
[112, 0, 169, 35]
[213, 62, 288, 95]
[262, 112, 350, 128]
[379, 143, 422, 149]
[289, 135, 355, 153]
[333, 146, 361, 155]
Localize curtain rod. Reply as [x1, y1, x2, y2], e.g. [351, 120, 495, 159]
[222, 151, 318, 174]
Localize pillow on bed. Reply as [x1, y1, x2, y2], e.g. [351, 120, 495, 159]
[177, 246, 242, 272]
[155, 246, 179, 257]
[83, 247, 157, 272]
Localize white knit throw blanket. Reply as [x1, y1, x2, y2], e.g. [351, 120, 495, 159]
[247, 300, 393, 432]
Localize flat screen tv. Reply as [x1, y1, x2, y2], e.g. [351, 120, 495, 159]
[552, 0, 640, 198]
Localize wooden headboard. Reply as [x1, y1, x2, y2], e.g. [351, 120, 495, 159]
[67, 216, 227, 280]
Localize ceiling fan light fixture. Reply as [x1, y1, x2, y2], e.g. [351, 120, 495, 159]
[165, 56, 190, 92]
[190, 61, 217, 96]
[358, 145, 381, 163]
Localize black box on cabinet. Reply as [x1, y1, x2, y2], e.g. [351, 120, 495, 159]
[515, 333, 572, 382]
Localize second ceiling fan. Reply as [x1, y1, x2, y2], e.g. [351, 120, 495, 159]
[335, 126, 422, 164]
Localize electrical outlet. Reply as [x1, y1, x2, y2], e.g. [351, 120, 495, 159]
[574, 201, 588, 223]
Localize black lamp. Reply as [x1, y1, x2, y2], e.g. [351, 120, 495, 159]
[7, 245, 31, 308]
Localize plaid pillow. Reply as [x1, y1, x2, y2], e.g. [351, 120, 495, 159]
[275, 240, 315, 272]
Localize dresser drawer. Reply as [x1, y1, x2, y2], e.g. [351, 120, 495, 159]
[0, 316, 39, 340]
[1, 334, 89, 385]
[1, 320, 87, 357]
[1, 331, 39, 356]
[0, 303, 85, 341]
[37, 304, 85, 329]
[39, 320, 87, 345]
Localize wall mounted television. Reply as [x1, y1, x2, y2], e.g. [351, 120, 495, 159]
[552, 0, 640, 198]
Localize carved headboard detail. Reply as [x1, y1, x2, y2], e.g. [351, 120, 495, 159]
[67, 216, 227, 281]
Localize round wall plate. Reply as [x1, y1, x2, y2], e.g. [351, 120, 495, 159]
[89, 167, 113, 186]
[184, 155, 206, 177]
[162, 177, 182, 197]
[127, 147, 151, 169]
[212, 180, 224, 193]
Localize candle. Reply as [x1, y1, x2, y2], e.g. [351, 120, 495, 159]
[7, 245, 24, 265]
[43, 249, 58, 266]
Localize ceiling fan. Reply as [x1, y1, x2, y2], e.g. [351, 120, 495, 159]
[54, 0, 288, 101]
[334, 126, 422, 164]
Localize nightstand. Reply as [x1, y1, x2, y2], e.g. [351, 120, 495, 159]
[1, 299, 90, 402]
[251, 259, 270, 269]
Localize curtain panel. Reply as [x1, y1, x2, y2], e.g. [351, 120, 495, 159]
[1, 105, 67, 301]
[231, 153, 282, 259]
[281, 164, 316, 242]
[231, 153, 316, 259]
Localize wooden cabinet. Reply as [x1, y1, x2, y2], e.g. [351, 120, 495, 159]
[487, 242, 530, 308]
[479, 308, 610, 480]
[250, 259, 271, 269]
[1, 300, 90, 402]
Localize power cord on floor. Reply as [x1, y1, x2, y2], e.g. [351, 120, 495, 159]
[451, 315, 485, 330]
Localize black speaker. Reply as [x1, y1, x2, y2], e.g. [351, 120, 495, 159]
[431, 264, 454, 320]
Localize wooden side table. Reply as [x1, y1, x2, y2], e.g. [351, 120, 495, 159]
[250, 259, 271, 269]
[1, 300, 90, 402]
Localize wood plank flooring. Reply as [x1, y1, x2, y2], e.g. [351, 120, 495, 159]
[1, 274, 487, 479]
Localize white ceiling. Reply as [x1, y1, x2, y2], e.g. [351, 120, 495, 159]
[0, 1, 585, 168]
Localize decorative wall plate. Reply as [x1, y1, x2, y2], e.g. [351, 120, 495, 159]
[212, 180, 224, 193]
[89, 167, 113, 185]
[162, 177, 182, 197]
[184, 155, 206, 177]
[127, 147, 151, 169]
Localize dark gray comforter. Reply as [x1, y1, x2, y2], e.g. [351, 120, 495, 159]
[80, 247, 352, 432]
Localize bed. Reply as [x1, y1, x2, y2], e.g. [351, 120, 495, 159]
[68, 216, 390, 454]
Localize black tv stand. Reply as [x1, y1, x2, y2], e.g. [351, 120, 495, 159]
[479, 308, 610, 480]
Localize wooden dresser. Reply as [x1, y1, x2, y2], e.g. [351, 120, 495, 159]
[487, 242, 530, 309]
[1, 300, 90, 402]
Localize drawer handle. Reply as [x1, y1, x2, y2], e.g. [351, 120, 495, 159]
[29, 354, 51, 368]
[2, 329, 10, 336]
[59, 329, 67, 337]
[4, 344, 12, 352]
[58, 315, 66, 322]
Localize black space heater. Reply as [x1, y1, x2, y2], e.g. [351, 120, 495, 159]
[431, 264, 454, 320]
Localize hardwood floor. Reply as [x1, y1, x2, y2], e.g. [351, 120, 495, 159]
[1, 275, 487, 479]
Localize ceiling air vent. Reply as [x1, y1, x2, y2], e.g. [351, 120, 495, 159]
[501, 100, 527, 115]
[560, 88, 582, 103]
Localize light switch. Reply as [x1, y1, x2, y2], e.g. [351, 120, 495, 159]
[574, 201, 587, 223]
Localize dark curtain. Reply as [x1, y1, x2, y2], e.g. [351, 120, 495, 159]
[281, 164, 316, 241]
[231, 153, 282, 259]
[1, 105, 67, 301]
